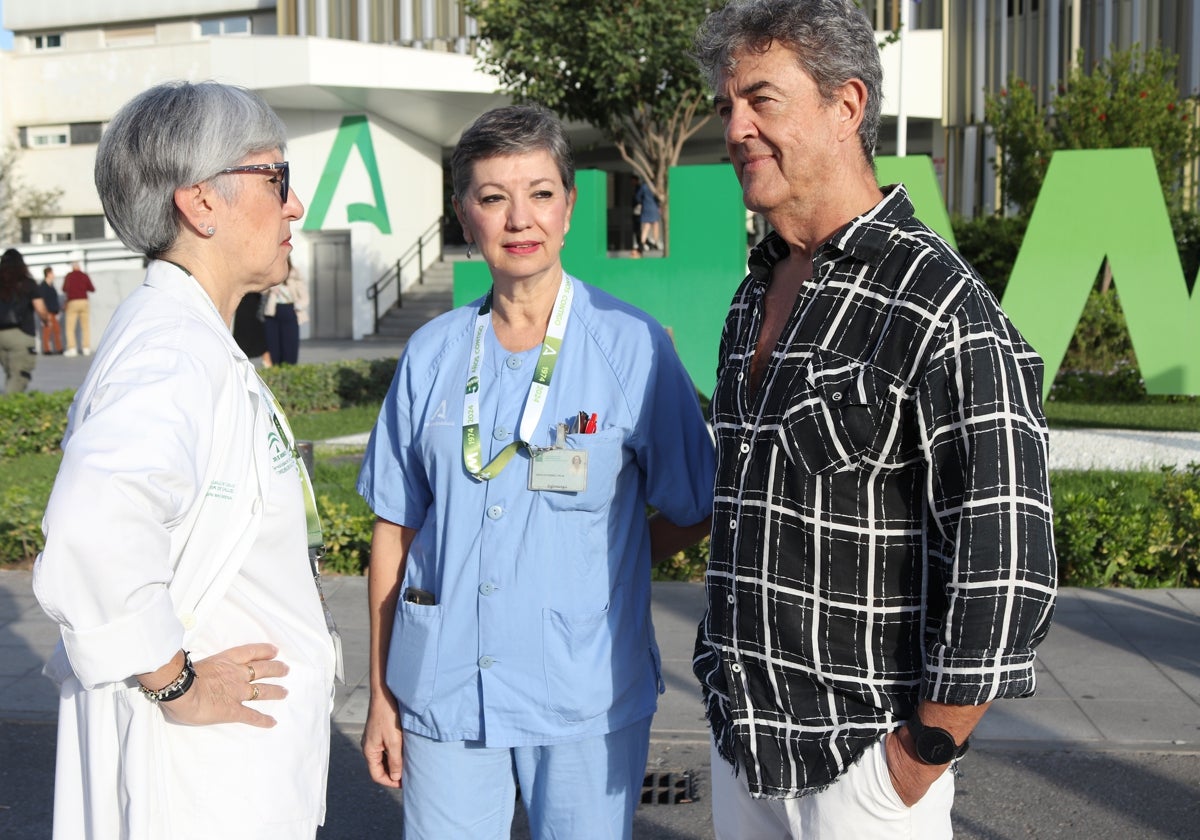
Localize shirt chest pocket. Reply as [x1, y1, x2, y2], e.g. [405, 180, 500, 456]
[777, 355, 892, 475]
[540, 426, 627, 513]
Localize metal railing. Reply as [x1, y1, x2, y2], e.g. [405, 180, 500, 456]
[366, 216, 444, 332]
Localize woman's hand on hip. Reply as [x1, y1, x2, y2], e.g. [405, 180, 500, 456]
[159, 643, 288, 728]
[361, 691, 405, 788]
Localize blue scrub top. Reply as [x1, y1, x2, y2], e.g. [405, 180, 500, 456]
[357, 277, 715, 747]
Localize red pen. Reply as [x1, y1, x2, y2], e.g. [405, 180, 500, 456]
[584, 413, 598, 434]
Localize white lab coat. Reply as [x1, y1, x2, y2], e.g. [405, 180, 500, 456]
[34, 260, 334, 839]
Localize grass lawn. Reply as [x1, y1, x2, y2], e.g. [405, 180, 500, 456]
[0, 404, 380, 568]
[1049, 469, 1164, 506]
[1045, 401, 1200, 432]
[289, 402, 381, 442]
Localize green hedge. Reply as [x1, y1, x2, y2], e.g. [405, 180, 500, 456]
[259, 357, 396, 413]
[4, 360, 1200, 587]
[0, 391, 75, 458]
[0, 358, 395, 570]
[0, 359, 397, 458]
[1053, 468, 1200, 587]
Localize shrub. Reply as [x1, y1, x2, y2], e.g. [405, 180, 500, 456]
[1060, 289, 1136, 373]
[0, 360, 397, 458]
[654, 538, 709, 582]
[0, 390, 75, 458]
[1048, 364, 1146, 403]
[261, 358, 396, 414]
[318, 495, 375, 576]
[0, 486, 48, 566]
[1052, 467, 1200, 587]
[951, 214, 1028, 300]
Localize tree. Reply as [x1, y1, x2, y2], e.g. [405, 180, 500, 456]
[464, 0, 712, 251]
[986, 45, 1200, 216]
[0, 141, 64, 245]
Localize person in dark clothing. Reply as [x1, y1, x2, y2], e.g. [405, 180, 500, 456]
[0, 248, 52, 392]
[40, 266, 64, 354]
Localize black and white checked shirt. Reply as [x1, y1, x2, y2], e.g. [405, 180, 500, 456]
[693, 185, 1057, 798]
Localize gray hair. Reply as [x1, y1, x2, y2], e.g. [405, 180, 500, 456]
[451, 104, 575, 201]
[95, 81, 288, 258]
[693, 0, 883, 165]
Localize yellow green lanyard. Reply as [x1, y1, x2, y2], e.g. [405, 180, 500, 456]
[461, 274, 574, 480]
[268, 404, 324, 555]
[266, 391, 345, 683]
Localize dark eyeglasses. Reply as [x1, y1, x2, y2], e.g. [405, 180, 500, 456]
[217, 161, 290, 203]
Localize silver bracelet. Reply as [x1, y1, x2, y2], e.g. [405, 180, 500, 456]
[138, 651, 196, 702]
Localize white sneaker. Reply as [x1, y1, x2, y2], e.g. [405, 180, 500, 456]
[82, 347, 91, 356]
[63, 348, 77, 357]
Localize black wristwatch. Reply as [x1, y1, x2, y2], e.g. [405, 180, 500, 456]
[905, 711, 970, 765]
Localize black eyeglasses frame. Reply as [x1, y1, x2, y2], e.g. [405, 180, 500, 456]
[216, 161, 290, 203]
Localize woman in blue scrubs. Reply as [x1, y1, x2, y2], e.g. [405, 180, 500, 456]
[357, 104, 715, 839]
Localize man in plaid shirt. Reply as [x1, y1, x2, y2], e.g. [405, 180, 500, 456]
[691, 1, 1058, 837]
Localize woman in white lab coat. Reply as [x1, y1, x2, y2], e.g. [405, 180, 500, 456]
[33, 81, 337, 839]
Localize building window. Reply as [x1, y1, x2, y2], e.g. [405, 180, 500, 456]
[74, 215, 107, 241]
[70, 123, 103, 145]
[200, 17, 252, 36]
[22, 217, 74, 244]
[33, 33, 63, 50]
[28, 126, 70, 148]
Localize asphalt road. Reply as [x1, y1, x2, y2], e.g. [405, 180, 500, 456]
[3, 720, 1198, 839]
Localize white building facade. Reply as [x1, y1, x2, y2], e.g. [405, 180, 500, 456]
[1, 0, 501, 340]
[0, 1, 947, 341]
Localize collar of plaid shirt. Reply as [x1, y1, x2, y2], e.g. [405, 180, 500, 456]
[693, 185, 1057, 798]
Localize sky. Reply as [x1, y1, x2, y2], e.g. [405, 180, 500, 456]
[0, 0, 12, 51]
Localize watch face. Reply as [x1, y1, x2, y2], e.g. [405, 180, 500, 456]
[915, 728, 958, 764]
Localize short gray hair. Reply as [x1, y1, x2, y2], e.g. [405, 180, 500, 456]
[451, 104, 575, 201]
[693, 0, 883, 165]
[95, 81, 288, 258]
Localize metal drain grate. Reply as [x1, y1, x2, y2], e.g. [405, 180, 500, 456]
[641, 770, 696, 805]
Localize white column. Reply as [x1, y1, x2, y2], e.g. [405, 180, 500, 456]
[358, 0, 371, 41]
[315, 0, 329, 38]
[400, 0, 414, 43]
[895, 0, 910, 156]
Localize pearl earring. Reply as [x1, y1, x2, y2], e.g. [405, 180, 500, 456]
[466, 243, 473, 259]
[206, 226, 216, 236]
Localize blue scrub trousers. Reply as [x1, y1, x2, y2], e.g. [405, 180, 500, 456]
[400, 716, 652, 839]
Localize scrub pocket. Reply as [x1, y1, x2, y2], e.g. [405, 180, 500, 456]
[543, 602, 613, 723]
[385, 600, 443, 716]
[541, 427, 626, 512]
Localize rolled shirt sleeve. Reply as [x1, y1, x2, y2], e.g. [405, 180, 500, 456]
[34, 349, 214, 689]
[917, 297, 1058, 706]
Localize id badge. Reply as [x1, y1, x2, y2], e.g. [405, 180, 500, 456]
[529, 448, 588, 492]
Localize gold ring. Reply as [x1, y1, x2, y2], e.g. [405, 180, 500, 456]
[247, 664, 256, 682]
[250, 684, 260, 702]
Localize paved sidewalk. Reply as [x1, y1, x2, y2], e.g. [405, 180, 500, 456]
[2, 571, 1198, 752]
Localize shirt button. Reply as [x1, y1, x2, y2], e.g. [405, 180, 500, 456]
[493, 426, 509, 441]
[479, 582, 495, 596]
[506, 356, 523, 370]
[478, 656, 495, 669]
[727, 594, 735, 604]
[730, 662, 742, 673]
[730, 519, 737, 530]
[739, 442, 750, 454]
[180, 612, 197, 630]
[832, 391, 843, 401]
[487, 505, 503, 520]
[736, 372, 744, 382]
